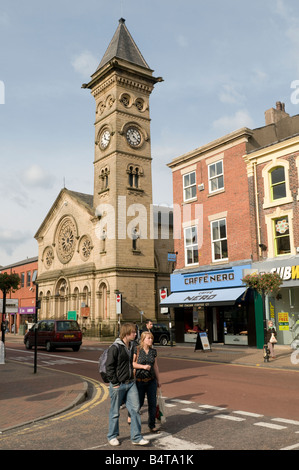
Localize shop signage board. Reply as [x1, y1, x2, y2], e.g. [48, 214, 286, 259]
[19, 307, 36, 314]
[195, 332, 211, 352]
[170, 264, 251, 292]
[251, 260, 299, 287]
[0, 299, 18, 313]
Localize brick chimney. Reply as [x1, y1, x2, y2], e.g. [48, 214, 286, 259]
[265, 101, 289, 125]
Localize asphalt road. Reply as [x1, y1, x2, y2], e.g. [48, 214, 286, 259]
[3, 341, 299, 452]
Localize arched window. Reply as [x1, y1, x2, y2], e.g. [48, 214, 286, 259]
[128, 166, 134, 187]
[99, 283, 108, 320]
[270, 167, 286, 201]
[127, 165, 143, 189]
[100, 167, 109, 191]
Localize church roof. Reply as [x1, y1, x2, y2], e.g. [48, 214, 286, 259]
[96, 18, 150, 71]
[67, 190, 93, 209]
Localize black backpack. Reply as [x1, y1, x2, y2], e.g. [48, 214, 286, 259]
[98, 343, 119, 383]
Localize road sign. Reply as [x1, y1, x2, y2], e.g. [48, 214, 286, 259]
[160, 288, 167, 300]
[159, 288, 169, 314]
[116, 293, 122, 315]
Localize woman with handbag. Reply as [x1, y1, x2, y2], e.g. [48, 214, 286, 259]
[266, 320, 277, 359]
[133, 331, 161, 433]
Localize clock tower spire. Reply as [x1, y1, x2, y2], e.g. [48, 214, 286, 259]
[83, 19, 163, 320]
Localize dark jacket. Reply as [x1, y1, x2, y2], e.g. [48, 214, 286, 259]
[105, 338, 134, 386]
[266, 327, 277, 343]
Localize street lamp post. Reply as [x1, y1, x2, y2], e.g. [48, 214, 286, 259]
[262, 290, 270, 363]
[32, 272, 39, 373]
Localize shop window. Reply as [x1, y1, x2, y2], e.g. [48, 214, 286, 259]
[270, 166, 286, 201]
[211, 218, 228, 261]
[208, 160, 224, 193]
[183, 171, 196, 201]
[184, 226, 199, 265]
[274, 216, 291, 256]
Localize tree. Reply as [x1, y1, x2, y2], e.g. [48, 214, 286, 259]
[0, 272, 21, 343]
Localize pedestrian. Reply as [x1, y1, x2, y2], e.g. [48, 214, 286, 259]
[133, 331, 161, 433]
[145, 319, 153, 333]
[106, 322, 149, 446]
[266, 320, 277, 359]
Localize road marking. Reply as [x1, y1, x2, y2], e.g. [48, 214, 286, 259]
[280, 443, 299, 450]
[7, 348, 98, 364]
[254, 422, 287, 430]
[214, 414, 245, 422]
[145, 432, 213, 450]
[199, 405, 227, 411]
[181, 408, 207, 414]
[233, 411, 264, 418]
[272, 418, 299, 426]
[170, 399, 194, 404]
[165, 403, 177, 408]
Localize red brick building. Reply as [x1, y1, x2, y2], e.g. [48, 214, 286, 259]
[162, 103, 299, 348]
[0, 257, 38, 334]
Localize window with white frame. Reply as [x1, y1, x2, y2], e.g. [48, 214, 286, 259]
[208, 160, 224, 193]
[184, 226, 199, 265]
[211, 218, 228, 261]
[183, 171, 196, 201]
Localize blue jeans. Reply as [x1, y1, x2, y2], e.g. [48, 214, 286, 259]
[136, 379, 157, 429]
[107, 381, 143, 443]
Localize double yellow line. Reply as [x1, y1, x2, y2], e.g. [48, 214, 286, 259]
[51, 375, 109, 422]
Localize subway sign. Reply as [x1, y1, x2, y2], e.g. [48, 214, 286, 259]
[270, 265, 299, 280]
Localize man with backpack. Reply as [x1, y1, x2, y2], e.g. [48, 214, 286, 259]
[105, 322, 149, 446]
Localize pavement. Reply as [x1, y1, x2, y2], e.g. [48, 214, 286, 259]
[1, 333, 299, 434]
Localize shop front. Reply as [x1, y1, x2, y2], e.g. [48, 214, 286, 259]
[252, 257, 299, 346]
[160, 264, 257, 346]
[8, 306, 36, 334]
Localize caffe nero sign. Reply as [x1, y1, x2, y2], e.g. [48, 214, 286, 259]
[171, 265, 250, 292]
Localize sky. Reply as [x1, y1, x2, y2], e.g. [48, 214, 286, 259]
[1, 0, 299, 267]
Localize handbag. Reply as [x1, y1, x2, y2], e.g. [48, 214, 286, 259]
[156, 388, 166, 424]
[270, 333, 277, 344]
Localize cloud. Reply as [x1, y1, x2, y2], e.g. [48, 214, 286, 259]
[212, 110, 254, 134]
[21, 164, 56, 189]
[71, 51, 98, 77]
[218, 83, 246, 105]
[0, 229, 32, 256]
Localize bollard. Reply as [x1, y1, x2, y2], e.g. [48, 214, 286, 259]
[0, 340, 5, 364]
[263, 344, 270, 363]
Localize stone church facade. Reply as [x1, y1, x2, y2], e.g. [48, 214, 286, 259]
[34, 19, 173, 336]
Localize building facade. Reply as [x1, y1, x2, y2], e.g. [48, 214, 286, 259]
[162, 102, 299, 347]
[34, 19, 173, 336]
[0, 257, 38, 334]
[244, 104, 299, 346]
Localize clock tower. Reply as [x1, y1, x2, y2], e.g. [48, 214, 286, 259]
[83, 18, 163, 319]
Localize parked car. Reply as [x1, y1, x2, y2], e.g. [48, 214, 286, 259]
[142, 323, 171, 346]
[24, 319, 82, 352]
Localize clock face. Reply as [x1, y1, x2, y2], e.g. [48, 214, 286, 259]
[100, 129, 111, 149]
[126, 127, 141, 147]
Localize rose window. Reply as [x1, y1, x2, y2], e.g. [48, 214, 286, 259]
[57, 218, 77, 263]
